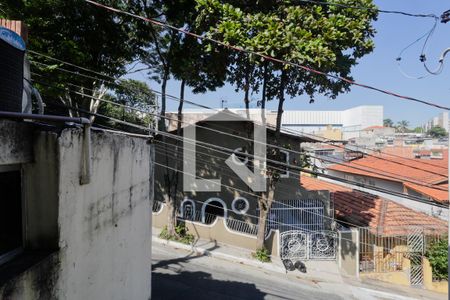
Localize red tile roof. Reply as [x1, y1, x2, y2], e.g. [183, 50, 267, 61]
[328, 153, 447, 185]
[300, 176, 447, 236]
[363, 125, 385, 130]
[404, 182, 448, 203]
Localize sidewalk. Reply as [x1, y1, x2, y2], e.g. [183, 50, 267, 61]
[152, 227, 446, 300]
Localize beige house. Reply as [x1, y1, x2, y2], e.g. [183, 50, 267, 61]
[155, 110, 332, 232]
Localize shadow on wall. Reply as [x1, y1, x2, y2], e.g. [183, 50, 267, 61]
[152, 270, 266, 300]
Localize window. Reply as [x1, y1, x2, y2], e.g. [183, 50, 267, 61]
[0, 167, 23, 265]
[279, 150, 289, 178]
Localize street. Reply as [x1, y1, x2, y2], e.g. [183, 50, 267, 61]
[151, 243, 346, 300]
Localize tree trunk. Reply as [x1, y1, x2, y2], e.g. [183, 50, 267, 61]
[177, 79, 185, 135]
[256, 203, 268, 250]
[88, 84, 106, 123]
[166, 198, 176, 236]
[165, 80, 186, 237]
[159, 70, 168, 132]
[260, 62, 268, 125]
[256, 186, 275, 250]
[275, 70, 286, 137]
[244, 70, 250, 119]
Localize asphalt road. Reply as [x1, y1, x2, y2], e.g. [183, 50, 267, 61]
[151, 243, 345, 300]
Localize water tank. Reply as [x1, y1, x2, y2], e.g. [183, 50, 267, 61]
[0, 26, 26, 112]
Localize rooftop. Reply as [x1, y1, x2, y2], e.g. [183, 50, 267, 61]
[328, 152, 448, 185]
[300, 176, 447, 236]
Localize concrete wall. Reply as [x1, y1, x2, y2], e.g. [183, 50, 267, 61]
[0, 122, 153, 300]
[155, 118, 313, 225]
[152, 203, 279, 256]
[338, 229, 359, 277]
[423, 257, 448, 294]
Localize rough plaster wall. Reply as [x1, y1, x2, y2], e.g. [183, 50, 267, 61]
[23, 131, 60, 250]
[55, 129, 152, 300]
[0, 120, 33, 165]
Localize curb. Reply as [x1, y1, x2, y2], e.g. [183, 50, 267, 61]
[152, 236, 286, 274]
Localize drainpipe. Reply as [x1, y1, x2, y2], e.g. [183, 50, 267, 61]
[448, 132, 449, 294]
[0, 111, 92, 184]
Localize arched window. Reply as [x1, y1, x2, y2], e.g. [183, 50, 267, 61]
[180, 198, 196, 220]
[201, 198, 227, 224]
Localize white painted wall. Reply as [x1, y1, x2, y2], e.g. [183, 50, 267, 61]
[0, 124, 153, 300]
[56, 129, 152, 300]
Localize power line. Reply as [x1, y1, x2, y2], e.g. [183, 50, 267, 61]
[396, 17, 438, 79]
[28, 55, 448, 172]
[84, 0, 450, 111]
[37, 78, 448, 191]
[26, 27, 449, 170]
[152, 142, 422, 234]
[152, 127, 448, 208]
[31, 64, 448, 188]
[37, 82, 448, 206]
[294, 0, 440, 19]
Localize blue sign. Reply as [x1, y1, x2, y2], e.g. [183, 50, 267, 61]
[0, 26, 26, 51]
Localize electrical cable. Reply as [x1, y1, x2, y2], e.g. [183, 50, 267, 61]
[28, 57, 449, 173]
[37, 79, 448, 191]
[33, 72, 448, 192]
[41, 91, 448, 207]
[152, 127, 448, 208]
[84, 0, 450, 111]
[293, 0, 440, 19]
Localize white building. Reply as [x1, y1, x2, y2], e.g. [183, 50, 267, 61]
[424, 112, 449, 133]
[279, 105, 383, 140]
[172, 106, 383, 141]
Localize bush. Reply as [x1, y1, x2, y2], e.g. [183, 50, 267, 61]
[425, 238, 448, 281]
[253, 248, 271, 263]
[159, 223, 194, 245]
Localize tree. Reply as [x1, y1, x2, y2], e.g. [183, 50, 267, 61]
[140, 0, 230, 236]
[428, 126, 447, 138]
[96, 79, 156, 133]
[396, 120, 410, 133]
[196, 0, 377, 134]
[3, 0, 149, 120]
[383, 118, 394, 127]
[196, 0, 377, 250]
[413, 127, 423, 134]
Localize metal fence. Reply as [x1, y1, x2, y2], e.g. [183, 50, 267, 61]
[167, 201, 259, 236]
[358, 226, 446, 275]
[225, 218, 258, 236]
[264, 199, 329, 234]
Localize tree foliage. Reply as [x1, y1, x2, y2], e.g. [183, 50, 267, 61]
[396, 120, 410, 133]
[195, 0, 377, 249]
[428, 126, 447, 138]
[3, 0, 149, 117]
[96, 79, 156, 133]
[383, 118, 394, 127]
[196, 0, 377, 131]
[425, 238, 448, 281]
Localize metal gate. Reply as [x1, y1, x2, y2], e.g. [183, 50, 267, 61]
[407, 227, 424, 286]
[280, 230, 337, 261]
[265, 199, 327, 234]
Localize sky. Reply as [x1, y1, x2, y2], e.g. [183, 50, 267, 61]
[132, 0, 450, 127]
